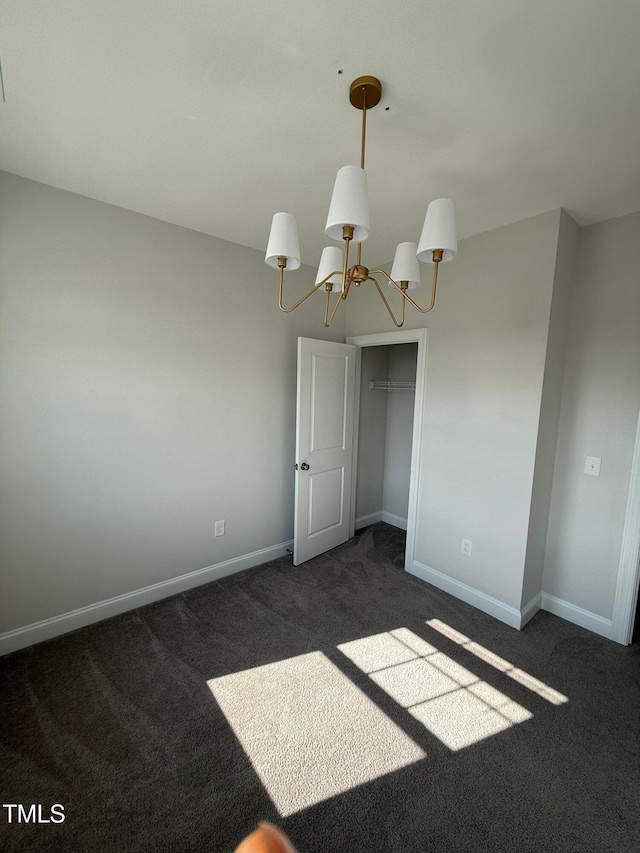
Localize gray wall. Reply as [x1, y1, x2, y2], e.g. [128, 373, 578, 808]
[382, 344, 417, 520]
[346, 210, 563, 610]
[0, 171, 344, 634]
[543, 212, 640, 618]
[3, 169, 638, 642]
[346, 207, 640, 630]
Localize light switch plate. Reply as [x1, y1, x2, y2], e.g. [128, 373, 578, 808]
[584, 456, 601, 476]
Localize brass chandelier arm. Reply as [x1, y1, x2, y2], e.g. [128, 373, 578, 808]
[342, 267, 355, 301]
[277, 262, 326, 313]
[325, 251, 355, 327]
[368, 276, 406, 328]
[278, 254, 348, 323]
[323, 288, 332, 327]
[370, 259, 441, 314]
[323, 286, 345, 327]
[341, 226, 354, 300]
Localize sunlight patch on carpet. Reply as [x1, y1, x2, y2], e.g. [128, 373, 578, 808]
[207, 651, 426, 817]
[338, 628, 533, 751]
[427, 619, 569, 705]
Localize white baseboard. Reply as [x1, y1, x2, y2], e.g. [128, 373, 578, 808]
[0, 540, 294, 657]
[541, 592, 614, 641]
[520, 593, 542, 628]
[407, 559, 525, 630]
[355, 511, 408, 531]
[381, 511, 408, 531]
[3, 543, 617, 658]
[355, 511, 383, 529]
[406, 563, 617, 640]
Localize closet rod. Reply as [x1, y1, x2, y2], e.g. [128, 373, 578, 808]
[370, 380, 416, 392]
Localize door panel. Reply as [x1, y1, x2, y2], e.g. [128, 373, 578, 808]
[310, 354, 349, 451]
[294, 338, 356, 565]
[308, 467, 344, 535]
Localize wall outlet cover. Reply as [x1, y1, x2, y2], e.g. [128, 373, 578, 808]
[584, 456, 602, 476]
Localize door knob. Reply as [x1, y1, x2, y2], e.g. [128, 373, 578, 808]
[300, 462, 310, 471]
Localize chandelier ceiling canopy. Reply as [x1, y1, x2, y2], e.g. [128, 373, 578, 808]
[265, 76, 458, 327]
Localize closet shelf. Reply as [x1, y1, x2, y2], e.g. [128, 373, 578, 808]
[370, 380, 416, 392]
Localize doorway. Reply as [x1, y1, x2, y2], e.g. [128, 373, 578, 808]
[347, 329, 428, 574]
[353, 342, 418, 532]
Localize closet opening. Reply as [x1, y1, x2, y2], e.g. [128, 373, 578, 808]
[354, 342, 418, 533]
[347, 328, 428, 574]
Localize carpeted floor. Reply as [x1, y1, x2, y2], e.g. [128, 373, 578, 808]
[1, 523, 639, 852]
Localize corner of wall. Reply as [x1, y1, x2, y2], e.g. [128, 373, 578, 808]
[522, 211, 581, 607]
[540, 209, 640, 638]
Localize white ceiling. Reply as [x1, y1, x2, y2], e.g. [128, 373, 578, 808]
[1, 0, 640, 268]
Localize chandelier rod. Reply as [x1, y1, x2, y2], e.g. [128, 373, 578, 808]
[356, 86, 367, 268]
[360, 86, 367, 169]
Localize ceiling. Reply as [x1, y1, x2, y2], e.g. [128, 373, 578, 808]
[1, 0, 640, 268]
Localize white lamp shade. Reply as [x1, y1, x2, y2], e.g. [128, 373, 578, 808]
[265, 212, 301, 270]
[325, 166, 370, 243]
[390, 242, 420, 289]
[416, 198, 457, 264]
[315, 246, 343, 286]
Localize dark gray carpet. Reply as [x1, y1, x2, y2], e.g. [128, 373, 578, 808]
[1, 523, 639, 852]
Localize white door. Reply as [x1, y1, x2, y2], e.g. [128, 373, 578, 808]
[294, 337, 356, 565]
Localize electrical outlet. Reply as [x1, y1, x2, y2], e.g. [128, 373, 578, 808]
[461, 538, 472, 556]
[584, 456, 601, 476]
[215, 520, 225, 537]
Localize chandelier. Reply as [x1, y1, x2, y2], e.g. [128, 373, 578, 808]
[265, 76, 457, 327]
